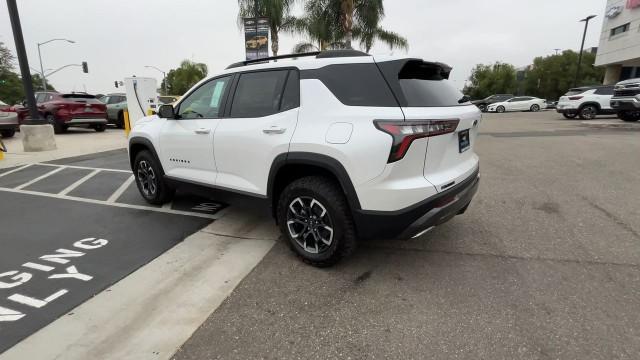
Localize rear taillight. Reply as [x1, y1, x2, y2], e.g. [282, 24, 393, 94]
[374, 120, 459, 163]
[568, 96, 583, 100]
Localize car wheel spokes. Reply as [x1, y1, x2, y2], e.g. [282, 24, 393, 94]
[286, 196, 334, 254]
[137, 160, 157, 197]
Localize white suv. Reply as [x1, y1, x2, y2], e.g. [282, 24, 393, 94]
[128, 50, 481, 266]
[556, 85, 616, 120]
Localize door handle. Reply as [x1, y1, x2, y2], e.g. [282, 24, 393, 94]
[263, 126, 286, 134]
[194, 128, 211, 134]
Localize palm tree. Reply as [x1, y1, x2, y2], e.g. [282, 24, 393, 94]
[237, 0, 296, 56]
[288, 0, 408, 53]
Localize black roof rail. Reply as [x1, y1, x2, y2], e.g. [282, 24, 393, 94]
[225, 50, 370, 69]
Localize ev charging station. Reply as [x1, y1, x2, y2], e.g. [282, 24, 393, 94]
[123, 77, 159, 129]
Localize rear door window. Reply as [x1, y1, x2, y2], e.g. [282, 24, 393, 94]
[230, 70, 288, 117]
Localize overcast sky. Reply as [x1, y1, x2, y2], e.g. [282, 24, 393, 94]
[0, 0, 606, 94]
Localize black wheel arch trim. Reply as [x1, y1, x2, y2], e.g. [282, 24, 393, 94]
[128, 137, 163, 172]
[579, 102, 601, 112]
[267, 152, 362, 211]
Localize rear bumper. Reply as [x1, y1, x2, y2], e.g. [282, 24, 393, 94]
[0, 114, 19, 130]
[352, 168, 480, 240]
[65, 118, 108, 125]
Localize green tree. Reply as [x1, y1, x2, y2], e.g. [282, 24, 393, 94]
[30, 73, 56, 92]
[287, 0, 407, 53]
[162, 60, 208, 95]
[238, 0, 296, 56]
[0, 41, 14, 73]
[523, 50, 604, 101]
[0, 70, 24, 105]
[465, 62, 518, 100]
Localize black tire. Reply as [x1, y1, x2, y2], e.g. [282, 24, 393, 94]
[277, 176, 357, 267]
[579, 105, 598, 120]
[0, 129, 16, 138]
[496, 106, 505, 113]
[93, 124, 107, 132]
[618, 111, 640, 122]
[530, 104, 541, 112]
[562, 112, 578, 119]
[477, 104, 487, 112]
[46, 114, 64, 134]
[117, 111, 125, 129]
[133, 150, 174, 205]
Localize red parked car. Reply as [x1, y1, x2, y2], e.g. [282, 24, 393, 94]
[16, 92, 108, 133]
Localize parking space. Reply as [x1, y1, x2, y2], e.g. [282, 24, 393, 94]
[0, 149, 227, 353]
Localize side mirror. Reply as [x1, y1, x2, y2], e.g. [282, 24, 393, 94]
[21, 100, 27, 106]
[158, 104, 175, 119]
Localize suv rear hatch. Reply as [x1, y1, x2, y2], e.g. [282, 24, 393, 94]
[60, 94, 106, 118]
[376, 58, 480, 192]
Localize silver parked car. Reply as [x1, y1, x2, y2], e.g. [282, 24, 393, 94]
[0, 100, 18, 138]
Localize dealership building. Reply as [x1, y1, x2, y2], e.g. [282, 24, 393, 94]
[596, 0, 640, 84]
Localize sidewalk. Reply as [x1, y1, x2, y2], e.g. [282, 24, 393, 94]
[0, 128, 127, 168]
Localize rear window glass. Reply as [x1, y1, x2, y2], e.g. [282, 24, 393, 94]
[61, 94, 96, 99]
[564, 89, 586, 96]
[301, 64, 398, 107]
[396, 61, 465, 107]
[378, 60, 466, 107]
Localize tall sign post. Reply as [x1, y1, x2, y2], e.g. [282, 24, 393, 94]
[243, 17, 269, 61]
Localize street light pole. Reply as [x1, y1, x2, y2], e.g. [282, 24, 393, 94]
[37, 38, 75, 91]
[575, 15, 597, 88]
[145, 65, 167, 95]
[6, 0, 41, 124]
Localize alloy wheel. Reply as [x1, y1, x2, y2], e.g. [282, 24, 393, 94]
[581, 106, 596, 119]
[137, 160, 157, 197]
[286, 196, 334, 254]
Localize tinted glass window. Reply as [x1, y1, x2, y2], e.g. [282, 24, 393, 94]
[280, 70, 300, 112]
[302, 63, 398, 107]
[230, 70, 288, 117]
[35, 93, 46, 103]
[595, 87, 614, 95]
[178, 76, 231, 119]
[392, 60, 464, 107]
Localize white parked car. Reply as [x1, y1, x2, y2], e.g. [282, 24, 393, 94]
[128, 50, 481, 266]
[487, 96, 546, 113]
[556, 86, 616, 120]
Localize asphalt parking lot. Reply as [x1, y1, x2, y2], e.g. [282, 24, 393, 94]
[1, 111, 639, 359]
[174, 112, 640, 360]
[0, 149, 225, 353]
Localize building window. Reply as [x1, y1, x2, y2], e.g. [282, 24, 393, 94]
[610, 23, 630, 37]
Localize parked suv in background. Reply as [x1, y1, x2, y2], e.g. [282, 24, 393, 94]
[556, 85, 615, 120]
[17, 92, 108, 133]
[101, 93, 128, 128]
[128, 50, 481, 266]
[611, 78, 640, 122]
[472, 94, 514, 112]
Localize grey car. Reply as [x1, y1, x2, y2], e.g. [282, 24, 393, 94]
[0, 100, 18, 138]
[100, 93, 127, 128]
